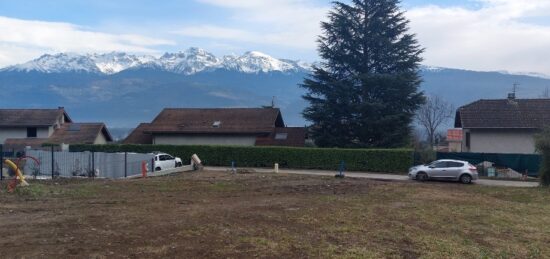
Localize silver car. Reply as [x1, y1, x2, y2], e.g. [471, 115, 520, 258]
[408, 159, 479, 184]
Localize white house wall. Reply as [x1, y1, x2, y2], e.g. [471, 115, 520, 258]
[37, 127, 50, 138]
[153, 134, 257, 146]
[0, 127, 50, 144]
[464, 129, 537, 154]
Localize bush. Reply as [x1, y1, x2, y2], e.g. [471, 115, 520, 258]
[535, 128, 550, 186]
[70, 144, 413, 173]
[413, 148, 436, 165]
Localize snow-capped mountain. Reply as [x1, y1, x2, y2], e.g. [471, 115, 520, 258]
[155, 47, 223, 75]
[222, 51, 306, 73]
[9, 53, 102, 74]
[2, 48, 312, 75]
[91, 52, 156, 74]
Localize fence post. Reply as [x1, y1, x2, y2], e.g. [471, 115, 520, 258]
[151, 158, 154, 172]
[51, 145, 55, 179]
[0, 144, 3, 181]
[91, 151, 95, 179]
[124, 152, 128, 178]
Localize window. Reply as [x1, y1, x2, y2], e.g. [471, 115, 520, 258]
[448, 162, 464, 168]
[433, 161, 447, 168]
[27, 127, 37, 138]
[465, 132, 471, 148]
[275, 133, 288, 140]
[159, 155, 173, 161]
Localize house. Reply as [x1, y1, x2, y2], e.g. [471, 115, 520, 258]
[0, 108, 113, 150]
[124, 108, 306, 147]
[447, 129, 463, 152]
[454, 95, 550, 154]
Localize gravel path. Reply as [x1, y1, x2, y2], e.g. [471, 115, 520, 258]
[205, 166, 540, 188]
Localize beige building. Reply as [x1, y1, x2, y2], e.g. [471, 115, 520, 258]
[0, 108, 112, 150]
[455, 96, 546, 154]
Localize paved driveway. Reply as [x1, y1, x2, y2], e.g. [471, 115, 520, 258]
[205, 167, 539, 188]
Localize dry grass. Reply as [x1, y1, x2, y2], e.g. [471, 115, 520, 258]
[1, 171, 549, 258]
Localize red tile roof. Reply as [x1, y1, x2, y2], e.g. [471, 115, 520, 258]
[447, 129, 463, 141]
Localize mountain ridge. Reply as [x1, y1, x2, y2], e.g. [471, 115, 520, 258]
[1, 48, 312, 75]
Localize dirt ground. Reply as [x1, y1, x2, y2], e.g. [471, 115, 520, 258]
[1, 171, 550, 258]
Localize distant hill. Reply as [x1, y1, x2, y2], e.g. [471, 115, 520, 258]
[2, 48, 550, 138]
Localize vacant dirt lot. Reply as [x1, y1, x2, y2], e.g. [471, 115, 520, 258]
[1, 171, 549, 258]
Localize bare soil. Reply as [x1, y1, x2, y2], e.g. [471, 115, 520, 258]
[1, 171, 549, 258]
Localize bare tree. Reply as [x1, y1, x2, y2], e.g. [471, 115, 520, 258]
[416, 95, 455, 147]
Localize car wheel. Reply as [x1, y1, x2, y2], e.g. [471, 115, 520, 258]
[460, 174, 472, 184]
[176, 162, 183, 167]
[155, 167, 162, 172]
[416, 172, 428, 182]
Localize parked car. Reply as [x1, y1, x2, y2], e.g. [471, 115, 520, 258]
[153, 152, 183, 171]
[408, 159, 478, 184]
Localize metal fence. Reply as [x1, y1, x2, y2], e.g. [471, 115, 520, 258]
[437, 152, 541, 177]
[1, 146, 156, 180]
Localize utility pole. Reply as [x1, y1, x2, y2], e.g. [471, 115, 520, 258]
[542, 87, 550, 98]
[512, 82, 520, 95]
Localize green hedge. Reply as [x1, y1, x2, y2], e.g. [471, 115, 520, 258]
[70, 144, 413, 173]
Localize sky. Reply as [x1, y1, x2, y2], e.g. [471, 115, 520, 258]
[1, 0, 550, 75]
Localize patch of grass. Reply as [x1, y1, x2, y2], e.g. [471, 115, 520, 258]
[9, 181, 99, 199]
[13, 184, 48, 198]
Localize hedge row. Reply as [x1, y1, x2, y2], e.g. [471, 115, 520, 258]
[70, 144, 414, 173]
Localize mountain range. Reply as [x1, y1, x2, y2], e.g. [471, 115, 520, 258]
[2, 48, 311, 75]
[2, 47, 550, 139]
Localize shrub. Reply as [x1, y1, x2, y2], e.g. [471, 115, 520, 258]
[413, 148, 436, 165]
[535, 128, 550, 186]
[70, 144, 414, 173]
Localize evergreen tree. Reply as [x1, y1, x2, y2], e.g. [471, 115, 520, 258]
[302, 0, 424, 148]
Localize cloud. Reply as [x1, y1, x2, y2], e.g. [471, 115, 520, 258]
[407, 0, 550, 75]
[174, 25, 256, 41]
[0, 16, 175, 67]
[188, 0, 550, 75]
[176, 0, 328, 49]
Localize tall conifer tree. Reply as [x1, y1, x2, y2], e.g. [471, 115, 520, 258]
[302, 0, 424, 148]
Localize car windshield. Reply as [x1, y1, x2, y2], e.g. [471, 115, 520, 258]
[426, 161, 438, 166]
